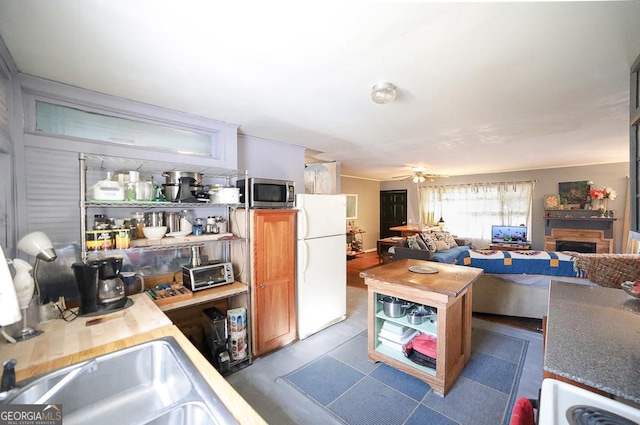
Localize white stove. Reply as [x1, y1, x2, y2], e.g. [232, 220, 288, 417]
[538, 379, 640, 425]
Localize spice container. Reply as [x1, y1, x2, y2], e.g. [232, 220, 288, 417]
[132, 212, 145, 239]
[113, 228, 130, 249]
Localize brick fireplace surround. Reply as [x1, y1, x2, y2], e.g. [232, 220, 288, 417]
[544, 210, 615, 254]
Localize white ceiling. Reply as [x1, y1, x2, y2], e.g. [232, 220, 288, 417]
[1, 1, 639, 181]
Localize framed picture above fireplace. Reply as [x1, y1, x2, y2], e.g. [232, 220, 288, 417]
[558, 180, 590, 207]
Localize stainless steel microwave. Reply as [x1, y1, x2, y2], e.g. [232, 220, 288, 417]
[237, 177, 295, 208]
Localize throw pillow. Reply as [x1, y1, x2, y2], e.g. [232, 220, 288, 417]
[435, 240, 450, 251]
[433, 231, 458, 248]
[406, 235, 424, 250]
[419, 232, 438, 252]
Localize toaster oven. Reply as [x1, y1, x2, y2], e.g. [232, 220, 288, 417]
[182, 262, 234, 291]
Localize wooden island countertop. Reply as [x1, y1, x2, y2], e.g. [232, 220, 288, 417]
[360, 258, 482, 298]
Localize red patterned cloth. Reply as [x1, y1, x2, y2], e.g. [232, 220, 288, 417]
[573, 254, 640, 288]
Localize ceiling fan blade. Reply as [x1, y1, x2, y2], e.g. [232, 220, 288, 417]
[392, 175, 411, 180]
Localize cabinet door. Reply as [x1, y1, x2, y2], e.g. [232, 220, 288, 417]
[253, 209, 297, 356]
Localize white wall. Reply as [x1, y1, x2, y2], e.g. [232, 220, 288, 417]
[381, 162, 629, 252]
[340, 176, 381, 252]
[237, 134, 306, 192]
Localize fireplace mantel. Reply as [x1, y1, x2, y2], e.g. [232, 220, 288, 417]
[543, 210, 616, 253]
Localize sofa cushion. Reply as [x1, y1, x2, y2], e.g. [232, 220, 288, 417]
[419, 232, 438, 252]
[435, 240, 449, 251]
[432, 231, 458, 248]
[406, 235, 427, 250]
[431, 245, 472, 263]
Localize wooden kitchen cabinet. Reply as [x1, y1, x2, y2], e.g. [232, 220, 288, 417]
[234, 209, 297, 357]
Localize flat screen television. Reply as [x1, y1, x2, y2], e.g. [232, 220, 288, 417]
[491, 225, 528, 244]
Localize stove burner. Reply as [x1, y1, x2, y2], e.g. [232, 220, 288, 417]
[567, 405, 638, 425]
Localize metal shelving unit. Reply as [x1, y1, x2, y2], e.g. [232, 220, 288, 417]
[78, 152, 253, 369]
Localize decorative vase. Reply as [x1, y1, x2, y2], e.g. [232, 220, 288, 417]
[597, 200, 606, 218]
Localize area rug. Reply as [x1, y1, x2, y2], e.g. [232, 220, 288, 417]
[283, 327, 528, 425]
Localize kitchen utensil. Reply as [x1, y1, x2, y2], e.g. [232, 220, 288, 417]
[190, 246, 201, 268]
[162, 184, 180, 202]
[72, 258, 129, 316]
[121, 272, 145, 296]
[621, 281, 640, 298]
[379, 296, 413, 318]
[144, 211, 164, 227]
[162, 171, 202, 185]
[142, 226, 167, 240]
[209, 186, 240, 204]
[87, 178, 125, 201]
[407, 309, 425, 325]
[165, 211, 181, 233]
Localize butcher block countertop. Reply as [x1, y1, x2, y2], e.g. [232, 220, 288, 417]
[0, 293, 267, 425]
[360, 258, 482, 297]
[0, 293, 171, 377]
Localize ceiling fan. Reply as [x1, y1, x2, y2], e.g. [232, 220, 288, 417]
[392, 168, 448, 183]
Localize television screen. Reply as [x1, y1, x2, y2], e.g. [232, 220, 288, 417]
[491, 225, 528, 244]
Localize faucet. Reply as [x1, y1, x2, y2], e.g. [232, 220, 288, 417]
[1, 359, 16, 393]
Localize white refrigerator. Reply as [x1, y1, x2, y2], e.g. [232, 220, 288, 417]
[296, 194, 347, 339]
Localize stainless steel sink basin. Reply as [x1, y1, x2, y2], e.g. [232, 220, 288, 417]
[3, 337, 239, 425]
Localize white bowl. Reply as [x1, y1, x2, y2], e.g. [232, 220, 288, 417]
[142, 226, 167, 240]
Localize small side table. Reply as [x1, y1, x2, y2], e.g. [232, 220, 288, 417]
[377, 237, 400, 263]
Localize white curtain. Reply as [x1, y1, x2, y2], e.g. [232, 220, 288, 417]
[420, 181, 535, 247]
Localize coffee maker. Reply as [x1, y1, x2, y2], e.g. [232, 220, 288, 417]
[72, 257, 129, 316]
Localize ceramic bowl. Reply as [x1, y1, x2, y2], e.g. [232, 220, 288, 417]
[142, 226, 167, 240]
[621, 281, 640, 299]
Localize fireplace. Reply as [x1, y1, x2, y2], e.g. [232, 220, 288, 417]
[556, 240, 597, 253]
[544, 211, 615, 254]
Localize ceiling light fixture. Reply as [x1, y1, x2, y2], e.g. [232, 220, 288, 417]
[371, 82, 397, 104]
[412, 175, 426, 183]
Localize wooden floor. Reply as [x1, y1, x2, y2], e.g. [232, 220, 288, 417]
[347, 252, 542, 333]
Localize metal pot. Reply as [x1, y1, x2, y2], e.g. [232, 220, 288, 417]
[379, 296, 413, 318]
[407, 309, 425, 325]
[162, 171, 202, 185]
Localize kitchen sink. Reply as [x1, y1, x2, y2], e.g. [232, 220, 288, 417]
[2, 337, 239, 425]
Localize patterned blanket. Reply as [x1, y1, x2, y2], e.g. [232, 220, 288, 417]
[457, 249, 580, 277]
[573, 254, 640, 288]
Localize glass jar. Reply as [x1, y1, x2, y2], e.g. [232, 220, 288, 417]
[180, 209, 195, 233]
[131, 212, 145, 239]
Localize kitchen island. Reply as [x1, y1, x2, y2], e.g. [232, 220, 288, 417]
[0, 292, 266, 425]
[360, 259, 483, 396]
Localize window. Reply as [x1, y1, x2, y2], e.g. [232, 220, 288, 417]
[420, 181, 534, 247]
[35, 101, 215, 156]
[345, 194, 358, 219]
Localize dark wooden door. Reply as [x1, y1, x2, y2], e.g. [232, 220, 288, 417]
[380, 190, 407, 238]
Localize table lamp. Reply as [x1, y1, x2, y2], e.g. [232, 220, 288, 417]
[9, 231, 58, 341]
[17, 231, 57, 298]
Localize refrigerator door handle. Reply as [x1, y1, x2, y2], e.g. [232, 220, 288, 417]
[299, 208, 309, 239]
[300, 240, 309, 275]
